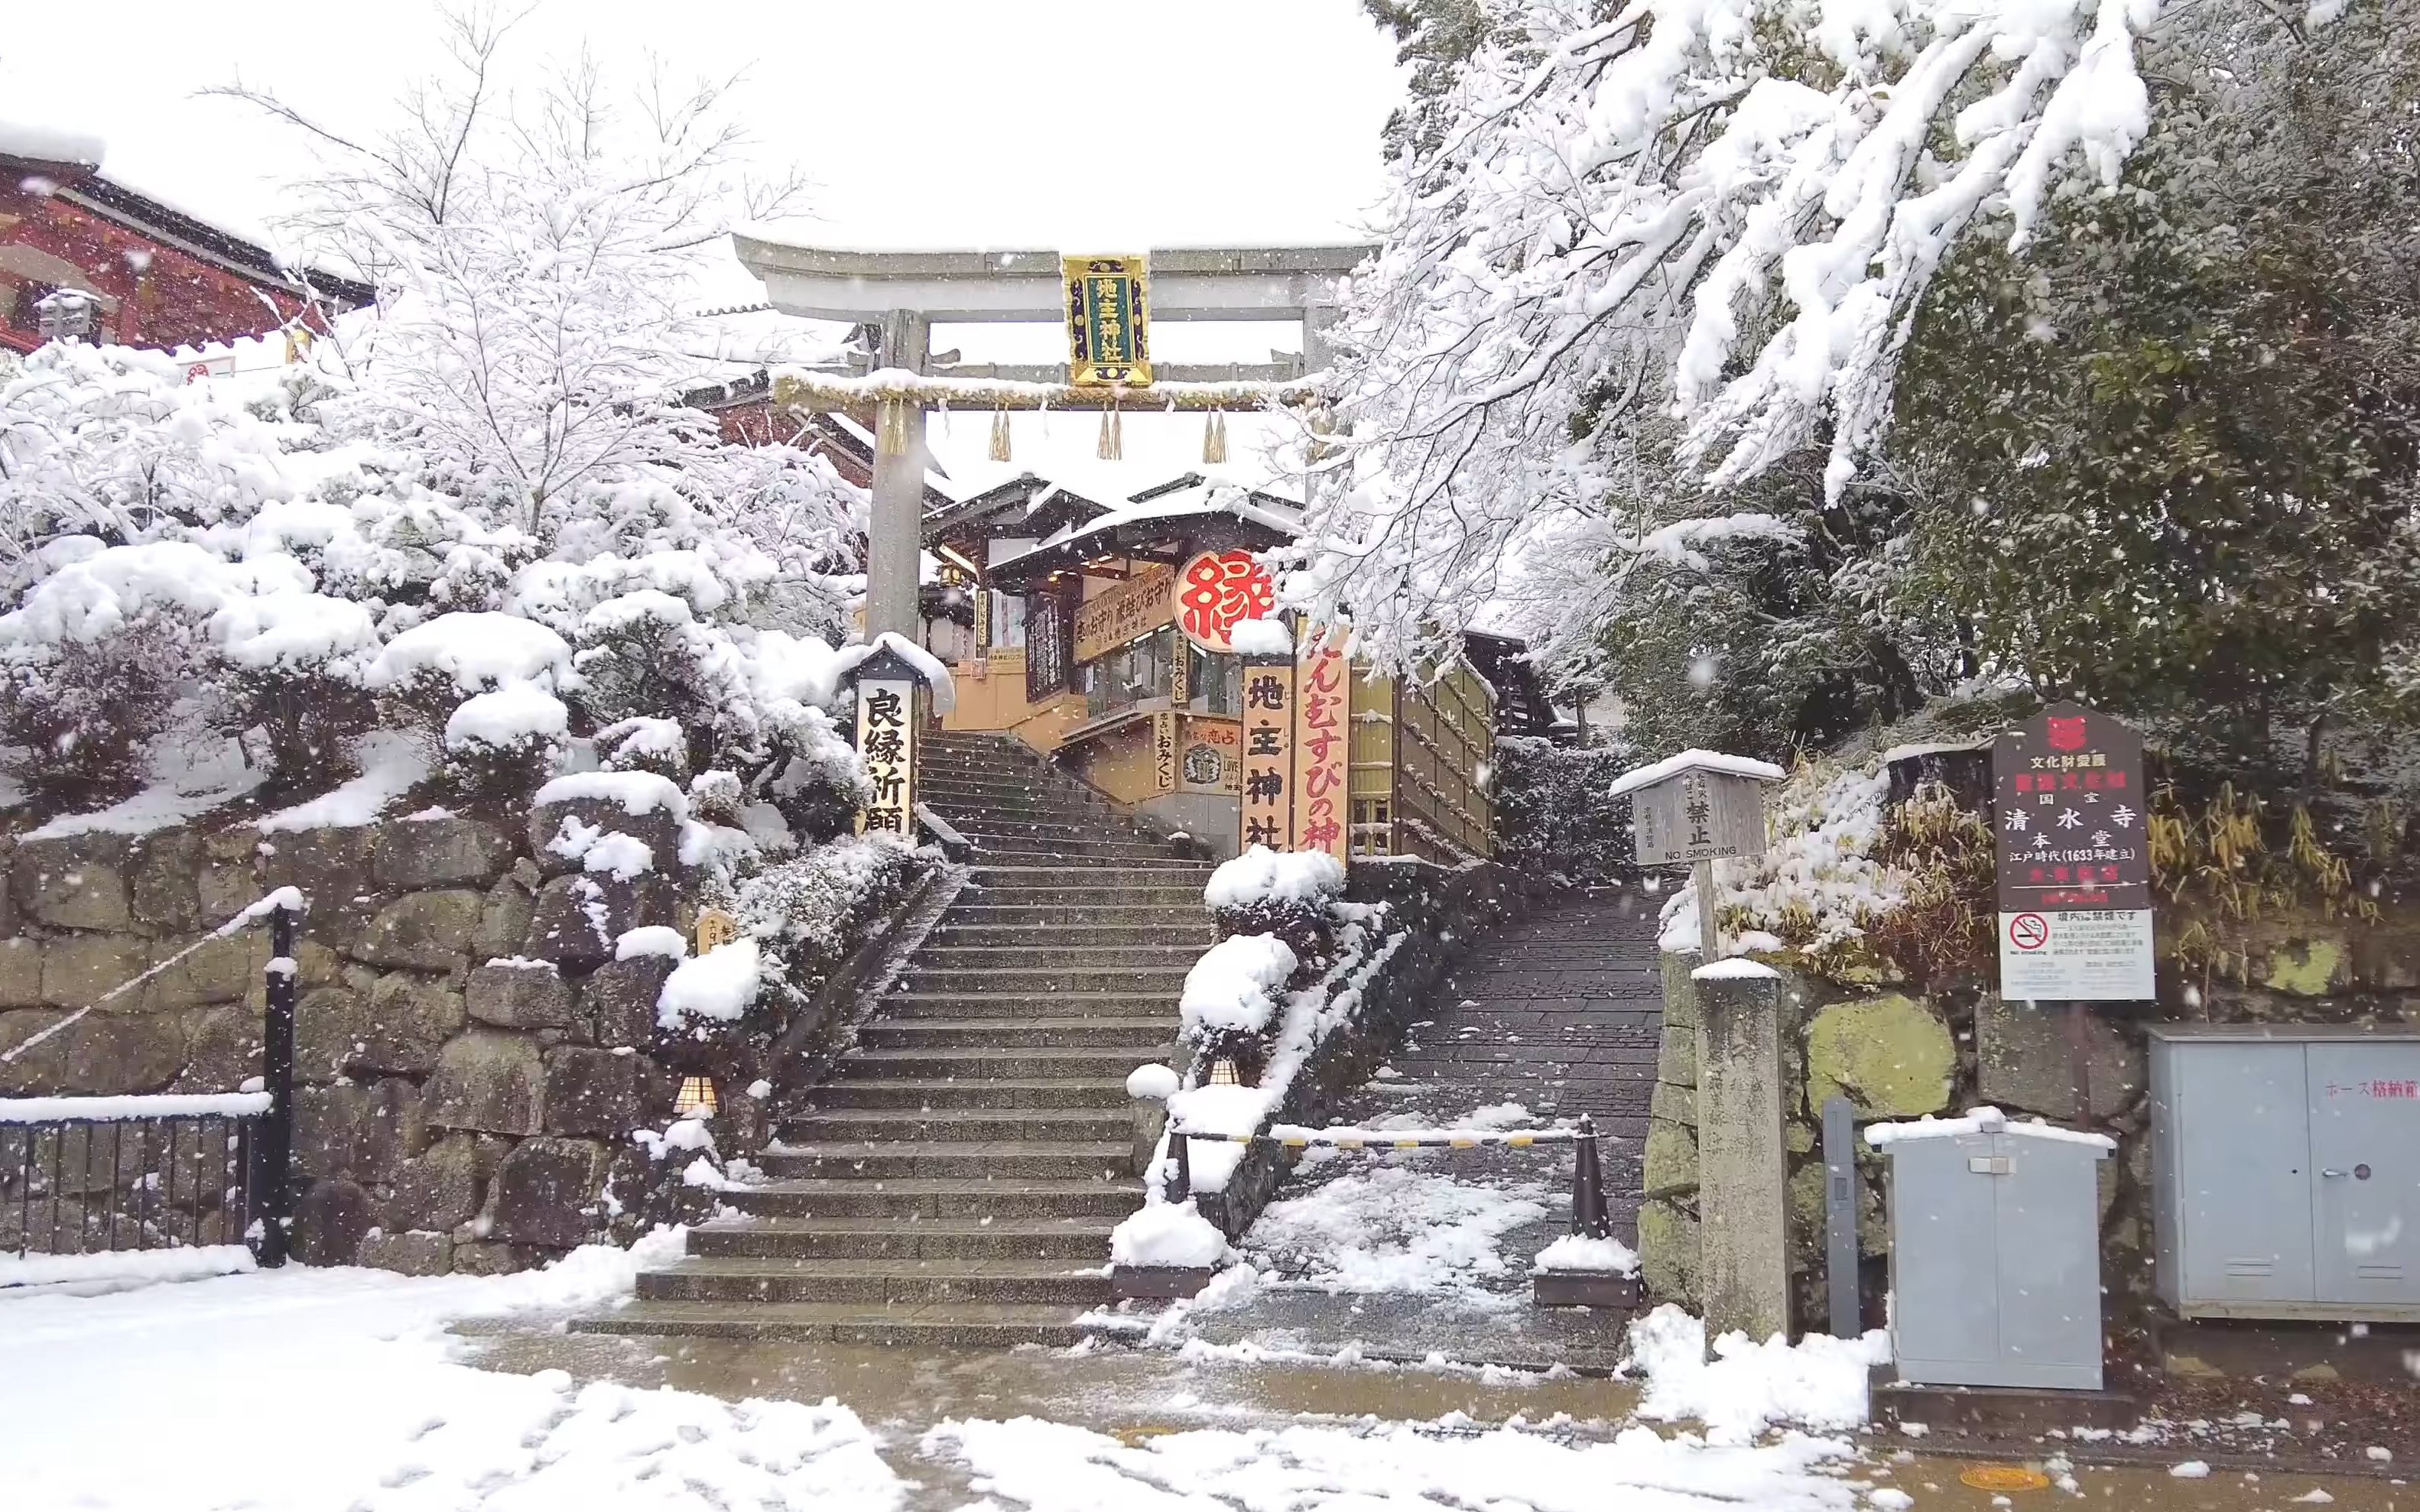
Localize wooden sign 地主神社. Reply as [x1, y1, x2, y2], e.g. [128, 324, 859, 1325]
[694, 907, 739, 955]
[1239, 658, 1294, 852]
[1292, 628, 1350, 866]
[1064, 255, 1152, 387]
[1992, 703, 2154, 1002]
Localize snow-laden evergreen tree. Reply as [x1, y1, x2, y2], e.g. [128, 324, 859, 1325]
[1294, 0, 2176, 675]
[1887, 0, 2420, 785]
[0, 14, 866, 829]
[1307, 0, 2420, 794]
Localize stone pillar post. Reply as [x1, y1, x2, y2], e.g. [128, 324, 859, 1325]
[866, 310, 930, 643]
[1694, 959, 1790, 1342]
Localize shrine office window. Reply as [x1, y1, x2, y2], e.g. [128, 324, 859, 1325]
[1186, 644, 1242, 718]
[1084, 627, 1177, 717]
[989, 592, 1027, 649]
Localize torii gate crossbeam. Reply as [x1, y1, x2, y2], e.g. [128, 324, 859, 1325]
[733, 235, 1374, 641]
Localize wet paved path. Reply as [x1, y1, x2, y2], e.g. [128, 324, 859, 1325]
[1376, 884, 1664, 1209]
[1181, 886, 1665, 1368]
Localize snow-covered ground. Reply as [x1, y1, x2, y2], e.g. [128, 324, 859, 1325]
[7, 1244, 2377, 1511]
[924, 1414, 1869, 1512]
[0, 1235, 900, 1511]
[1240, 1157, 1553, 1294]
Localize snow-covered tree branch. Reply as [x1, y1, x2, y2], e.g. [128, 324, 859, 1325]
[1297, 0, 2170, 670]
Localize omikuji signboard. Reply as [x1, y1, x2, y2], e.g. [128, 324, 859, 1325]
[1064, 255, 1152, 387]
[1993, 703, 2155, 1001]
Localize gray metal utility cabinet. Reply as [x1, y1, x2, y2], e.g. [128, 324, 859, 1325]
[2149, 1024, 2420, 1322]
[1870, 1107, 2113, 1390]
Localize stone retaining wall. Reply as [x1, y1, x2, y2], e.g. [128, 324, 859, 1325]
[0, 792, 722, 1276]
[1642, 907, 2420, 1339]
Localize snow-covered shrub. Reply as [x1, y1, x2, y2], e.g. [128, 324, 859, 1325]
[1202, 845, 1345, 964]
[1490, 736, 1637, 884]
[734, 835, 918, 972]
[1178, 933, 1298, 1079]
[0, 35, 864, 823]
[0, 614, 191, 800]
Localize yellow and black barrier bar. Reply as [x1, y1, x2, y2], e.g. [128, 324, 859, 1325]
[1161, 1111, 1617, 1241]
[1167, 1126, 1602, 1152]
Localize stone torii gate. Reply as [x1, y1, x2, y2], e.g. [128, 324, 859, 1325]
[731, 236, 1374, 641]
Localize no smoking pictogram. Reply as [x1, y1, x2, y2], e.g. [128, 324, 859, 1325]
[2008, 912, 2050, 951]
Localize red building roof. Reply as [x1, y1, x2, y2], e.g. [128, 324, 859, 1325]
[1, 150, 372, 355]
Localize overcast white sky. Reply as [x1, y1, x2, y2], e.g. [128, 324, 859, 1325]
[2, 0, 1406, 486]
[2, 1, 1403, 265]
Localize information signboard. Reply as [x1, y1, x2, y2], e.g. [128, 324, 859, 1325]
[1992, 704, 2155, 1001]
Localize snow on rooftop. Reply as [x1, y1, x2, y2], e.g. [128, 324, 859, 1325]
[1609, 748, 1787, 799]
[0, 117, 105, 168]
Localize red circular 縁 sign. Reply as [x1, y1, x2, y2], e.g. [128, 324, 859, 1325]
[2008, 913, 2050, 951]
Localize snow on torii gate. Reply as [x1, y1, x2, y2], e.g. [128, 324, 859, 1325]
[732, 235, 1373, 641]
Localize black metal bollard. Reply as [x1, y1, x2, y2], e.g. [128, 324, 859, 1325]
[1570, 1112, 1612, 1239]
[1169, 1128, 1193, 1204]
[255, 903, 299, 1268]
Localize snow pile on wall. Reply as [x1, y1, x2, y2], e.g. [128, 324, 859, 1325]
[1203, 845, 1346, 912]
[1658, 762, 1905, 958]
[1532, 1232, 1640, 1276]
[1178, 933, 1298, 1037]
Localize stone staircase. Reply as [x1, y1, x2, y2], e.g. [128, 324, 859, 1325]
[580, 730, 1212, 1346]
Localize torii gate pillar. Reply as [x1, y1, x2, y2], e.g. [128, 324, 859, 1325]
[867, 310, 930, 642]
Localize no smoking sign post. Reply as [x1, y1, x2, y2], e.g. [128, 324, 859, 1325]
[1992, 704, 2156, 1002]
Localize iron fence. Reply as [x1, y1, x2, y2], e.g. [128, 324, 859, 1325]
[0, 895, 301, 1282]
[0, 1095, 269, 1268]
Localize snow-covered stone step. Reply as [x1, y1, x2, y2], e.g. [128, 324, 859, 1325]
[857, 1014, 1173, 1050]
[912, 943, 1207, 967]
[573, 1299, 1097, 1348]
[936, 903, 1210, 928]
[723, 1177, 1143, 1219]
[808, 1076, 1132, 1111]
[688, 1215, 1117, 1262]
[895, 962, 1192, 994]
[757, 1140, 1134, 1181]
[778, 1107, 1132, 1145]
[638, 1256, 1114, 1307]
[929, 921, 1216, 948]
[835, 1046, 1158, 1080]
[964, 871, 1211, 898]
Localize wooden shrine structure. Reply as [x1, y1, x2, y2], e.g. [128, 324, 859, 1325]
[732, 235, 1552, 864]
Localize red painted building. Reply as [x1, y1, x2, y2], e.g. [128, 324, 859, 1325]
[1, 143, 371, 357]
